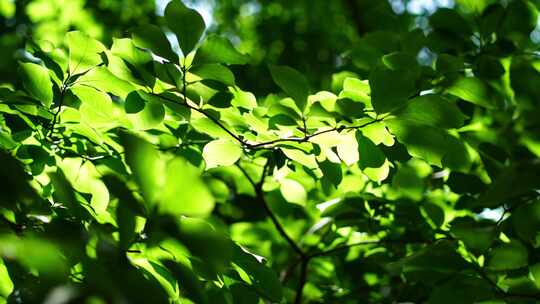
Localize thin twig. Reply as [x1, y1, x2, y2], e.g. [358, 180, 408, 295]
[280, 257, 302, 283]
[237, 162, 306, 258]
[47, 82, 68, 138]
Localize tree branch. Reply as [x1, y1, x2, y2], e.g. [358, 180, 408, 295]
[294, 259, 308, 304]
[150, 92, 382, 151]
[247, 118, 382, 149]
[306, 238, 446, 259]
[237, 162, 306, 258]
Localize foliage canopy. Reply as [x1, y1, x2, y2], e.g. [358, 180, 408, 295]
[1, 0, 540, 303]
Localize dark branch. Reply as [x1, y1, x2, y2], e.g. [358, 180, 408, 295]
[47, 82, 68, 138]
[150, 92, 382, 151]
[237, 162, 306, 258]
[247, 118, 382, 149]
[294, 259, 308, 304]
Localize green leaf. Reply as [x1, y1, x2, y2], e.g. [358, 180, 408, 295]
[132, 24, 179, 63]
[111, 38, 153, 67]
[456, 0, 493, 13]
[281, 147, 318, 169]
[0, 236, 68, 279]
[269, 65, 310, 111]
[427, 275, 495, 304]
[195, 35, 249, 65]
[430, 8, 472, 37]
[18, 62, 53, 107]
[393, 94, 466, 129]
[163, 260, 207, 304]
[390, 241, 469, 282]
[230, 87, 257, 110]
[232, 245, 283, 302]
[447, 77, 502, 109]
[386, 119, 471, 170]
[500, 0, 538, 37]
[450, 217, 497, 253]
[280, 178, 307, 206]
[318, 160, 343, 187]
[164, 0, 206, 55]
[339, 77, 371, 105]
[369, 68, 417, 113]
[477, 162, 540, 208]
[512, 200, 540, 244]
[202, 139, 242, 169]
[125, 91, 165, 130]
[392, 163, 424, 201]
[0, 259, 13, 298]
[77, 66, 136, 99]
[66, 31, 106, 75]
[487, 241, 529, 271]
[356, 132, 385, 169]
[160, 158, 214, 217]
[191, 63, 235, 86]
[71, 86, 117, 128]
[119, 132, 163, 205]
[176, 218, 233, 275]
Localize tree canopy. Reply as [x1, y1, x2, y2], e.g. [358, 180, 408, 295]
[1, 0, 540, 303]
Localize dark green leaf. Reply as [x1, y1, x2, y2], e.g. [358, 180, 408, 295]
[164, 0, 206, 55]
[132, 24, 179, 63]
[369, 68, 417, 113]
[269, 65, 310, 111]
[393, 94, 466, 129]
[195, 35, 249, 65]
[487, 241, 529, 271]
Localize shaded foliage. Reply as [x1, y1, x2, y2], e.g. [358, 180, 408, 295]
[1, 0, 540, 304]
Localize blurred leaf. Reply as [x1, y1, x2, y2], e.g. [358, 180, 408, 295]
[487, 241, 529, 271]
[119, 132, 163, 205]
[0, 236, 68, 279]
[160, 157, 215, 217]
[450, 217, 497, 253]
[163, 259, 207, 304]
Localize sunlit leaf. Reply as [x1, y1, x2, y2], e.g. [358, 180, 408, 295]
[66, 31, 106, 75]
[18, 62, 53, 107]
[202, 139, 242, 169]
[280, 178, 307, 206]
